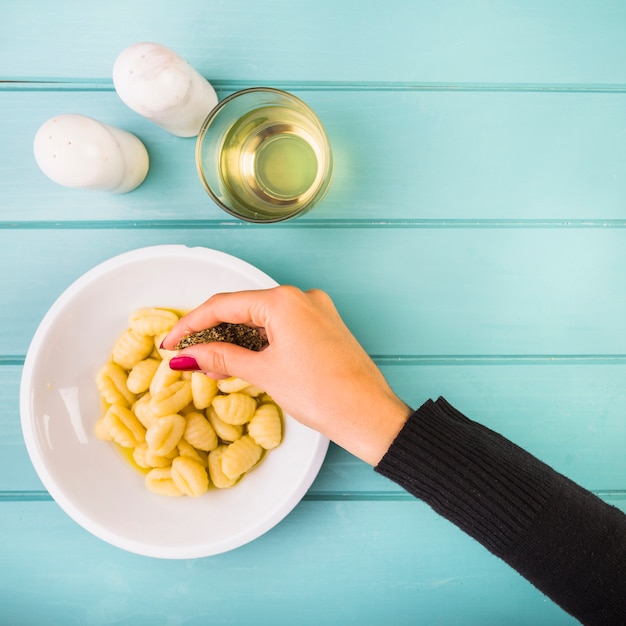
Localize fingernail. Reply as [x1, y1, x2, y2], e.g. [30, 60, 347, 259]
[169, 355, 200, 371]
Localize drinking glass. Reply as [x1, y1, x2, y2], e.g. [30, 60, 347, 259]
[196, 88, 334, 223]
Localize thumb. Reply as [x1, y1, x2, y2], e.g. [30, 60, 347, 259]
[169, 342, 265, 383]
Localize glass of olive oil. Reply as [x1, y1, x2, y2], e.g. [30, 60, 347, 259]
[196, 88, 333, 222]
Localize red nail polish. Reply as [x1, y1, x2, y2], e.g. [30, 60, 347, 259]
[169, 355, 200, 371]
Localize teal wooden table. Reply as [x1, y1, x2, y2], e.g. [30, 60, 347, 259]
[2, 2, 625, 624]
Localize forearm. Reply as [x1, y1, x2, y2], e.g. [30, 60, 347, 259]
[375, 397, 626, 625]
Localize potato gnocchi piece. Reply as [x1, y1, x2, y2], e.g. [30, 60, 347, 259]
[240, 384, 264, 398]
[190, 371, 218, 409]
[134, 443, 176, 469]
[132, 393, 159, 429]
[103, 404, 146, 448]
[206, 406, 244, 442]
[145, 467, 183, 497]
[171, 456, 209, 497]
[112, 329, 154, 370]
[212, 392, 256, 425]
[150, 380, 192, 417]
[184, 411, 218, 452]
[129, 308, 179, 336]
[146, 413, 186, 456]
[154, 331, 178, 360]
[149, 357, 182, 395]
[221, 435, 263, 480]
[127, 358, 160, 394]
[96, 362, 136, 408]
[94, 417, 112, 441]
[132, 444, 150, 469]
[152, 445, 179, 461]
[217, 376, 253, 394]
[178, 439, 207, 466]
[208, 445, 238, 489]
[248, 403, 283, 450]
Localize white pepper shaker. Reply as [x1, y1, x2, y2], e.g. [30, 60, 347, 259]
[33, 114, 149, 193]
[112, 42, 218, 137]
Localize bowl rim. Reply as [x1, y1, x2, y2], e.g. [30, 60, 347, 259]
[19, 244, 329, 558]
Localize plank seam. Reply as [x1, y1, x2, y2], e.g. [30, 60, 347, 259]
[3, 79, 626, 94]
[1, 219, 626, 230]
[1, 489, 623, 503]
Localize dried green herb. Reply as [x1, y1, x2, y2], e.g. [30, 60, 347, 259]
[174, 323, 268, 351]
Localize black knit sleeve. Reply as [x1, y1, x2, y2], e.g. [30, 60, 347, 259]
[375, 397, 626, 625]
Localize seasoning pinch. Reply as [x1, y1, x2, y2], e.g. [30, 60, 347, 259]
[175, 323, 268, 351]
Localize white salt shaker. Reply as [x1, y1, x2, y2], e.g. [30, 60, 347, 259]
[33, 114, 149, 193]
[113, 42, 218, 137]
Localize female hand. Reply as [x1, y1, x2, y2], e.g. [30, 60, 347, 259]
[161, 286, 411, 465]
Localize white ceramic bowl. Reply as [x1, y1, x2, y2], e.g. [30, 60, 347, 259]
[20, 245, 328, 558]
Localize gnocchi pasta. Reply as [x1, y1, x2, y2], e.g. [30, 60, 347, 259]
[95, 307, 283, 497]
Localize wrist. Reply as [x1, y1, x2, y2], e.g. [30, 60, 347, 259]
[337, 395, 412, 466]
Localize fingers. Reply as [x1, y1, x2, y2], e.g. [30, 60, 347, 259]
[170, 341, 268, 385]
[162, 288, 276, 350]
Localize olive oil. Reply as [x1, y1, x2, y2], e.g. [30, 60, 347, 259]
[197, 88, 333, 222]
[219, 105, 327, 218]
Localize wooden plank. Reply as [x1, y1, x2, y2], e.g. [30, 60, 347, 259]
[2, 89, 626, 221]
[4, 362, 626, 492]
[1, 228, 624, 356]
[0, 498, 603, 625]
[2, 1, 626, 84]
